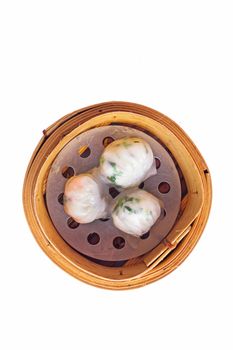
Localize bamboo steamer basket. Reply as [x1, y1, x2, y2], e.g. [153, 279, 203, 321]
[23, 101, 212, 290]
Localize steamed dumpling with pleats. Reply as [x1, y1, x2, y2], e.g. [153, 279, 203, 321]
[99, 137, 156, 188]
[64, 171, 109, 223]
[112, 189, 161, 237]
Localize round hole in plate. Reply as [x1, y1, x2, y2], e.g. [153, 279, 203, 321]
[87, 232, 100, 245]
[158, 182, 170, 194]
[109, 187, 120, 198]
[155, 157, 161, 169]
[99, 218, 110, 222]
[67, 217, 79, 229]
[103, 136, 114, 147]
[58, 193, 64, 205]
[62, 166, 75, 179]
[113, 236, 125, 249]
[79, 146, 91, 158]
[140, 231, 150, 240]
[138, 182, 144, 189]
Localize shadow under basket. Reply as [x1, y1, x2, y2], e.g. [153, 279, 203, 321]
[23, 101, 212, 290]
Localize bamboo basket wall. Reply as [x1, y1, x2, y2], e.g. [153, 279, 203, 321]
[23, 102, 212, 290]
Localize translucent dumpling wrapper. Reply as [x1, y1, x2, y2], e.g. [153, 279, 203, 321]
[112, 189, 161, 237]
[99, 137, 156, 188]
[64, 169, 109, 223]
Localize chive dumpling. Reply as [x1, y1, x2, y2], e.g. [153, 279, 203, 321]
[64, 172, 109, 224]
[99, 137, 156, 188]
[112, 189, 161, 237]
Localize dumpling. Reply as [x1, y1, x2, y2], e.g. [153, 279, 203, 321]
[64, 171, 109, 223]
[112, 189, 161, 237]
[99, 137, 156, 188]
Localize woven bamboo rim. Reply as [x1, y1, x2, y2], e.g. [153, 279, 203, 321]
[23, 102, 212, 290]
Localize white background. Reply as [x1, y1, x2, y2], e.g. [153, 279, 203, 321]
[0, 1, 232, 349]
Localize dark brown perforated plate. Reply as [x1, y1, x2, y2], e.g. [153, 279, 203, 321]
[46, 125, 181, 261]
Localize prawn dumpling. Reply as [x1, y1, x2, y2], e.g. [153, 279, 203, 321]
[112, 189, 161, 237]
[99, 137, 156, 188]
[64, 173, 108, 223]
